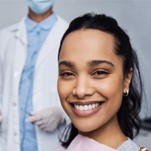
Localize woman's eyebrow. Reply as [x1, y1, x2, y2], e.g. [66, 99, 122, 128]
[59, 61, 74, 68]
[59, 60, 114, 68]
[89, 60, 115, 67]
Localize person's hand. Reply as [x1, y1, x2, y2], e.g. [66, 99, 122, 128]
[26, 107, 65, 132]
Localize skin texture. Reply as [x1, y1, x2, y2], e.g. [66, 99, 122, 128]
[58, 29, 132, 148]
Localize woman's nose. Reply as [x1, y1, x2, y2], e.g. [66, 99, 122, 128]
[72, 76, 94, 99]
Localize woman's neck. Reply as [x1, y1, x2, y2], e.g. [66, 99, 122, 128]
[80, 116, 127, 149]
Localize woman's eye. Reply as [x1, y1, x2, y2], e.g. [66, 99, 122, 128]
[92, 70, 109, 78]
[59, 71, 75, 79]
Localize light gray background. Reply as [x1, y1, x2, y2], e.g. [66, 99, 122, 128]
[0, 0, 151, 148]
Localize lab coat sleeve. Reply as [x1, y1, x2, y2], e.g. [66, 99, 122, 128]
[0, 61, 2, 121]
[0, 28, 5, 111]
[0, 30, 3, 151]
[0, 30, 2, 112]
[0, 66, 1, 108]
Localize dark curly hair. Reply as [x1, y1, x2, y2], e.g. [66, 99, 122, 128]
[58, 13, 143, 148]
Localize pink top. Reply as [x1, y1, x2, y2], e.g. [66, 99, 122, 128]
[56, 134, 117, 151]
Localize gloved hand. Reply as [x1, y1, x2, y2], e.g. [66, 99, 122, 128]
[26, 107, 65, 132]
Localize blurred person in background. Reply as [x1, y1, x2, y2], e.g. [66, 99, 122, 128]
[0, 0, 68, 151]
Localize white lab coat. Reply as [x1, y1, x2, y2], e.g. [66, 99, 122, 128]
[0, 15, 68, 151]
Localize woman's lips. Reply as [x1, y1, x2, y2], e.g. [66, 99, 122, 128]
[70, 101, 104, 117]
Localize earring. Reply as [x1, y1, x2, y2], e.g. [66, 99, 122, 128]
[123, 89, 129, 96]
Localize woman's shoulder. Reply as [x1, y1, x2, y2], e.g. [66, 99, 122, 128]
[55, 136, 148, 151]
[117, 138, 148, 151]
[56, 135, 118, 151]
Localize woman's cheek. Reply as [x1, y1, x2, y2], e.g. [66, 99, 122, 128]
[96, 78, 123, 98]
[58, 81, 71, 101]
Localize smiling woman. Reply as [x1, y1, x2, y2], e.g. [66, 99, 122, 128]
[56, 13, 147, 151]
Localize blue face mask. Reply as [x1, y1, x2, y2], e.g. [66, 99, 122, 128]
[26, 0, 54, 14]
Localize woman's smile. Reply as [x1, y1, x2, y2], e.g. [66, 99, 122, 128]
[69, 100, 105, 117]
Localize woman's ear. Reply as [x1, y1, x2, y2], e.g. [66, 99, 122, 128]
[123, 68, 133, 93]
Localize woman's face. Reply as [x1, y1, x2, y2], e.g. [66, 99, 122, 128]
[58, 29, 132, 136]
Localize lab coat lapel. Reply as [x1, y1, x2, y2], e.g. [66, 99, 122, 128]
[11, 19, 27, 94]
[35, 20, 59, 69]
[13, 18, 27, 46]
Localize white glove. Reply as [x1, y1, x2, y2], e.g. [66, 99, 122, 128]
[26, 107, 65, 132]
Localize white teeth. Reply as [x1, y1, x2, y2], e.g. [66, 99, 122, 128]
[74, 103, 100, 111]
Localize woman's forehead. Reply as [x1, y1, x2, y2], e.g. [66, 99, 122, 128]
[60, 29, 116, 57]
[59, 29, 123, 68]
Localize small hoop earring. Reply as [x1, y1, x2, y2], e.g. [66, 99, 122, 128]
[123, 89, 129, 96]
